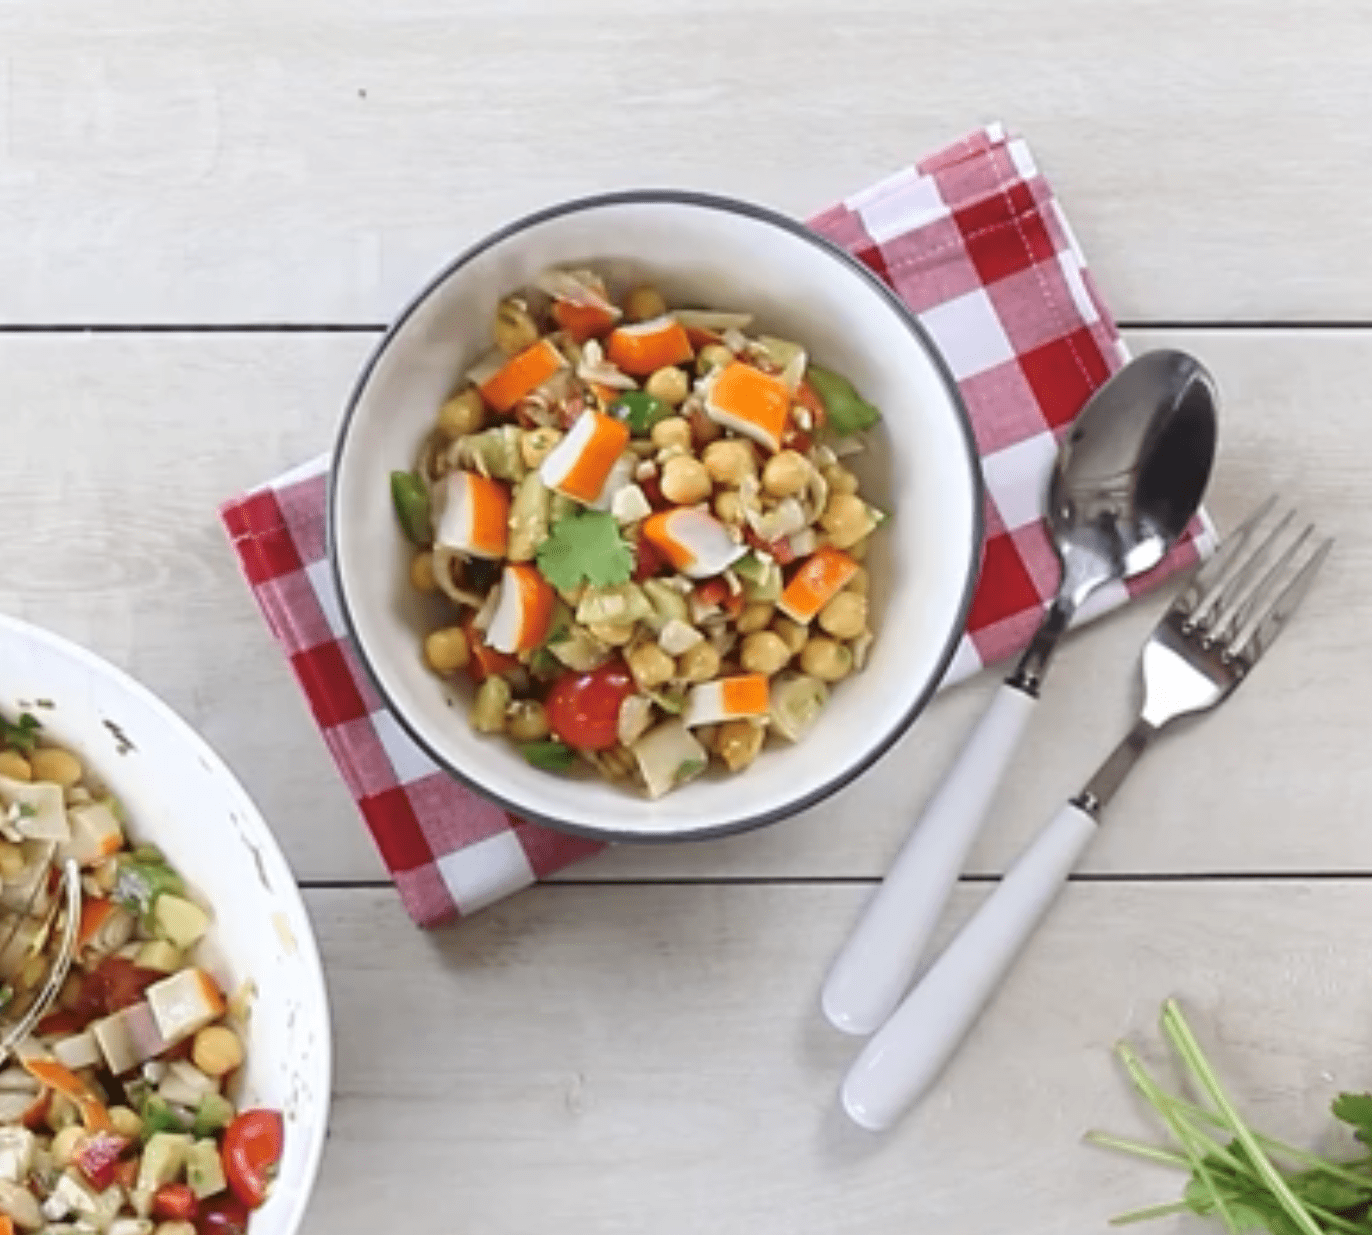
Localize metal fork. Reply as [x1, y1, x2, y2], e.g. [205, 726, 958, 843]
[840, 497, 1333, 1132]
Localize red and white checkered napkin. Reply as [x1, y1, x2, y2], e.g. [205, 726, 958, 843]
[220, 123, 1213, 928]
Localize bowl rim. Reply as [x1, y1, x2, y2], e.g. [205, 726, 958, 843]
[328, 188, 984, 843]
[0, 611, 333, 1234]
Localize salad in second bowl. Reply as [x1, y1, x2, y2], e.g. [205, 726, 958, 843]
[0, 710, 282, 1235]
[390, 267, 888, 799]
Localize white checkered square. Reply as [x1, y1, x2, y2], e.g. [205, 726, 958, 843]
[917, 289, 1016, 380]
[436, 830, 536, 916]
[980, 433, 1059, 531]
[373, 708, 442, 784]
[857, 174, 950, 243]
[1073, 577, 1130, 626]
[305, 558, 347, 639]
[941, 634, 986, 687]
[1056, 251, 1100, 326]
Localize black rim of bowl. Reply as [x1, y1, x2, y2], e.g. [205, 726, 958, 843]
[327, 188, 985, 844]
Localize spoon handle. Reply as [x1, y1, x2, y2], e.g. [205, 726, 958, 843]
[821, 682, 1036, 1037]
[839, 800, 1096, 1131]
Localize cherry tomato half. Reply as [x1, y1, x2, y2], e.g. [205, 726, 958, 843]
[545, 661, 636, 752]
[198, 1192, 251, 1235]
[153, 1183, 199, 1222]
[223, 1109, 285, 1210]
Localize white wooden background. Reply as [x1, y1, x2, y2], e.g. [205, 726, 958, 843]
[3, 4, 1370, 1232]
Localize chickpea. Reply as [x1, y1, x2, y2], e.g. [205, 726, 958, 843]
[821, 463, 860, 495]
[424, 626, 470, 675]
[192, 1024, 244, 1077]
[660, 456, 712, 506]
[845, 565, 869, 596]
[736, 601, 775, 635]
[644, 365, 689, 406]
[107, 1105, 143, 1139]
[702, 439, 756, 487]
[740, 631, 791, 676]
[521, 426, 563, 469]
[696, 344, 734, 376]
[493, 298, 540, 356]
[51, 1124, 86, 1167]
[471, 676, 512, 734]
[588, 621, 635, 647]
[437, 388, 487, 439]
[507, 700, 550, 742]
[156, 1224, 198, 1235]
[0, 842, 24, 881]
[625, 286, 667, 322]
[676, 642, 721, 684]
[820, 492, 873, 550]
[716, 720, 765, 772]
[819, 592, 868, 640]
[847, 534, 872, 563]
[650, 416, 692, 452]
[762, 450, 809, 498]
[28, 747, 82, 788]
[0, 750, 31, 781]
[627, 643, 675, 690]
[714, 490, 745, 525]
[801, 636, 853, 683]
[771, 616, 810, 657]
[409, 551, 437, 594]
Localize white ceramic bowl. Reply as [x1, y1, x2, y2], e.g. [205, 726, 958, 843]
[330, 191, 982, 842]
[0, 615, 331, 1235]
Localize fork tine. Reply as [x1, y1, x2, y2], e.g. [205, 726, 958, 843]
[1229, 535, 1333, 666]
[1175, 494, 1276, 620]
[1196, 507, 1296, 632]
[1212, 520, 1312, 645]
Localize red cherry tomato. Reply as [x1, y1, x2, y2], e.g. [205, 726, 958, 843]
[153, 1183, 199, 1222]
[545, 661, 636, 751]
[633, 535, 666, 582]
[198, 1192, 251, 1235]
[223, 1109, 284, 1210]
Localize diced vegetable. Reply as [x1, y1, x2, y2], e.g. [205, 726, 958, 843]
[506, 472, 551, 563]
[631, 720, 709, 799]
[145, 969, 225, 1045]
[112, 858, 184, 921]
[805, 365, 881, 436]
[0, 1127, 34, 1186]
[139, 1096, 190, 1142]
[454, 423, 528, 482]
[157, 1062, 217, 1110]
[641, 579, 690, 632]
[768, 673, 830, 742]
[61, 801, 125, 867]
[609, 390, 672, 436]
[185, 1139, 227, 1201]
[521, 741, 577, 772]
[134, 940, 182, 974]
[575, 583, 653, 628]
[190, 1093, 235, 1141]
[389, 471, 432, 546]
[74, 1132, 129, 1191]
[151, 895, 210, 951]
[135, 1132, 190, 1201]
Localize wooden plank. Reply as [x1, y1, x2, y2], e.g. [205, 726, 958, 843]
[1, 1, 1370, 324]
[300, 881, 1372, 1234]
[0, 328, 1363, 884]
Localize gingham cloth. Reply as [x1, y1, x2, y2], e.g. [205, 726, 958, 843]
[221, 124, 1213, 928]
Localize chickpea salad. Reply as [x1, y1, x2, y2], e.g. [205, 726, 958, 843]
[0, 711, 282, 1235]
[390, 268, 886, 799]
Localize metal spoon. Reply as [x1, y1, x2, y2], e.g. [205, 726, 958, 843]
[821, 349, 1218, 1036]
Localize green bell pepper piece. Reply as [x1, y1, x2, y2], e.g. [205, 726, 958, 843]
[806, 366, 882, 436]
[522, 741, 577, 772]
[610, 390, 672, 436]
[390, 471, 433, 546]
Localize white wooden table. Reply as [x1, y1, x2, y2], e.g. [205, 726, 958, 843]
[3, 5, 1370, 1231]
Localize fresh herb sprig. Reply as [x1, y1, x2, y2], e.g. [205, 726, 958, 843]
[1089, 1000, 1372, 1234]
[0, 711, 41, 755]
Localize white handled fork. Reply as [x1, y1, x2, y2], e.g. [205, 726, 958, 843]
[841, 496, 1333, 1131]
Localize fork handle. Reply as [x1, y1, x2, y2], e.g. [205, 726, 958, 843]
[821, 682, 1037, 1036]
[840, 801, 1097, 1132]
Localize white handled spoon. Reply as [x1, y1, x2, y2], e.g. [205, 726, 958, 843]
[821, 349, 1219, 1037]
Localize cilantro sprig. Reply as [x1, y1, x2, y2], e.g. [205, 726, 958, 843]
[0, 712, 41, 755]
[535, 509, 634, 592]
[1089, 1000, 1372, 1234]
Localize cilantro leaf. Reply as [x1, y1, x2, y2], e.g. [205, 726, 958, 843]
[0, 712, 41, 755]
[1332, 1093, 1372, 1145]
[535, 510, 634, 592]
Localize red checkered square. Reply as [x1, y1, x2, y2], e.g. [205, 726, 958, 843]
[223, 491, 300, 585]
[323, 714, 401, 799]
[963, 531, 1042, 635]
[290, 640, 372, 729]
[1008, 521, 1061, 599]
[986, 264, 1083, 356]
[393, 865, 458, 928]
[515, 822, 604, 880]
[256, 567, 336, 656]
[275, 473, 329, 565]
[1018, 327, 1113, 429]
[362, 784, 436, 873]
[968, 603, 1049, 669]
[957, 203, 1056, 287]
[955, 360, 1047, 456]
[406, 772, 512, 851]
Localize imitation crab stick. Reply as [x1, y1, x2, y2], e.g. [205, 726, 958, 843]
[551, 298, 621, 342]
[777, 545, 859, 623]
[605, 315, 694, 377]
[486, 563, 555, 654]
[705, 361, 791, 452]
[641, 509, 746, 580]
[463, 618, 520, 683]
[21, 1058, 113, 1132]
[539, 410, 630, 504]
[76, 897, 118, 949]
[437, 471, 510, 560]
[477, 337, 567, 413]
[683, 674, 770, 727]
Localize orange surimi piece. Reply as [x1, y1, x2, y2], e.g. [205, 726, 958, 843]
[76, 897, 117, 948]
[551, 298, 621, 342]
[683, 674, 770, 727]
[641, 509, 746, 580]
[778, 546, 859, 623]
[486, 563, 555, 654]
[706, 361, 792, 453]
[21, 1058, 113, 1132]
[477, 338, 567, 413]
[437, 471, 510, 560]
[539, 410, 630, 504]
[605, 315, 694, 376]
